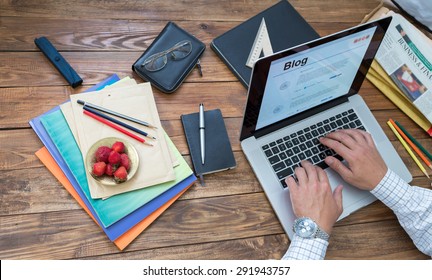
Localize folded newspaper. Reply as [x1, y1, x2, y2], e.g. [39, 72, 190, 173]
[375, 11, 432, 123]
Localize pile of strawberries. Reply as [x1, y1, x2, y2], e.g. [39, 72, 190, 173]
[91, 141, 131, 183]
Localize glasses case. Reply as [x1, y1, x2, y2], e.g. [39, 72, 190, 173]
[132, 21, 206, 93]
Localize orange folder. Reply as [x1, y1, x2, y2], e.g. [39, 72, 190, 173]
[35, 147, 191, 250]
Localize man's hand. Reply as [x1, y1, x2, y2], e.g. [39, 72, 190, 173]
[320, 129, 388, 191]
[286, 160, 343, 235]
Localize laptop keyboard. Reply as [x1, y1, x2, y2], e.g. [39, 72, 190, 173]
[261, 109, 365, 188]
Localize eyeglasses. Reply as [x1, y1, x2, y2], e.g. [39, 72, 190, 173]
[141, 40, 192, 72]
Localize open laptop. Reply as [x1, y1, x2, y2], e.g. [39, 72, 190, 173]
[240, 17, 412, 239]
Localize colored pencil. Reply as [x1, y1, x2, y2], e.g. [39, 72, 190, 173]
[83, 105, 156, 140]
[387, 121, 429, 178]
[389, 118, 432, 170]
[77, 99, 157, 129]
[83, 110, 153, 146]
[395, 120, 432, 161]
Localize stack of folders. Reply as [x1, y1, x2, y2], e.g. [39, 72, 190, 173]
[362, 5, 432, 136]
[29, 74, 196, 250]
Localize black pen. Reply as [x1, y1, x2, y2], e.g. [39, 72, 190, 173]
[83, 105, 156, 140]
[77, 99, 157, 129]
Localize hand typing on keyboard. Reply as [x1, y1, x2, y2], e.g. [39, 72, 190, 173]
[285, 129, 388, 235]
[286, 160, 343, 235]
[285, 128, 432, 259]
[320, 129, 388, 191]
[262, 109, 365, 189]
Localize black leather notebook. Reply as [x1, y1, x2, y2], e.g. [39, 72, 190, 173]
[211, 0, 319, 87]
[181, 109, 236, 177]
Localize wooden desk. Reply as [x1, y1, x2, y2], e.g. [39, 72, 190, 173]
[0, 0, 430, 260]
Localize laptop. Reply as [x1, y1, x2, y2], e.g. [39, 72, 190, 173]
[240, 17, 412, 239]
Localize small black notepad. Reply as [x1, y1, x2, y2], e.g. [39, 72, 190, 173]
[181, 109, 236, 177]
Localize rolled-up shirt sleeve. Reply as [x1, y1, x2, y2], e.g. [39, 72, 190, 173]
[371, 169, 432, 257]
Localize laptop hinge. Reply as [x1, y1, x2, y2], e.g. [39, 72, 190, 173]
[253, 95, 350, 139]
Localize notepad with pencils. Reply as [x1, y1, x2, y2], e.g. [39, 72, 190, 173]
[181, 109, 236, 178]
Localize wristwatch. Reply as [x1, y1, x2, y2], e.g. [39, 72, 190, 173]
[293, 217, 330, 241]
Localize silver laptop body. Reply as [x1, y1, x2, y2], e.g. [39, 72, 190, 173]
[240, 17, 412, 239]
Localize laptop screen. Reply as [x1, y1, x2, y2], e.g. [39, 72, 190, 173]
[240, 17, 391, 140]
[256, 27, 376, 130]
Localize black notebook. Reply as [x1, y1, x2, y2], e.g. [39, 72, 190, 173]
[181, 109, 236, 177]
[211, 0, 319, 87]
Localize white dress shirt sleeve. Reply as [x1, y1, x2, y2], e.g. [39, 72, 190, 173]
[281, 235, 328, 260]
[281, 169, 432, 259]
[371, 169, 432, 257]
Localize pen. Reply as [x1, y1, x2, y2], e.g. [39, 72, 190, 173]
[77, 99, 157, 129]
[83, 105, 156, 140]
[387, 121, 429, 178]
[83, 110, 153, 146]
[199, 103, 205, 165]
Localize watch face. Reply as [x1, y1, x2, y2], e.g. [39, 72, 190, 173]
[295, 217, 318, 238]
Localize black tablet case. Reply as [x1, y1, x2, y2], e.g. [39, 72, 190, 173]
[211, 0, 319, 87]
[181, 109, 236, 176]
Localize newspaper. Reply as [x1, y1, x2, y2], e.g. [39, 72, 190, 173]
[376, 11, 432, 122]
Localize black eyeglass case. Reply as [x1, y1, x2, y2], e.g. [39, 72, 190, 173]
[132, 21, 206, 93]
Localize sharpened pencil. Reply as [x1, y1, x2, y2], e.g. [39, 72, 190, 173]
[83, 110, 153, 146]
[387, 121, 429, 179]
[395, 120, 432, 161]
[77, 99, 157, 129]
[83, 105, 156, 140]
[390, 119, 432, 170]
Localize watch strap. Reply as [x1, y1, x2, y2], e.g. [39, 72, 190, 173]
[314, 227, 330, 241]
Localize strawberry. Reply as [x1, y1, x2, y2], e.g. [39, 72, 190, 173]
[114, 166, 128, 183]
[120, 153, 130, 170]
[111, 141, 125, 153]
[108, 150, 121, 166]
[92, 161, 106, 177]
[95, 146, 111, 163]
[105, 163, 117, 176]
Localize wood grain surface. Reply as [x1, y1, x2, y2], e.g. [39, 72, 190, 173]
[0, 0, 430, 259]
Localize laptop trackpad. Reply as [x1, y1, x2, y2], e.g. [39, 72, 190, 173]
[326, 167, 376, 217]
